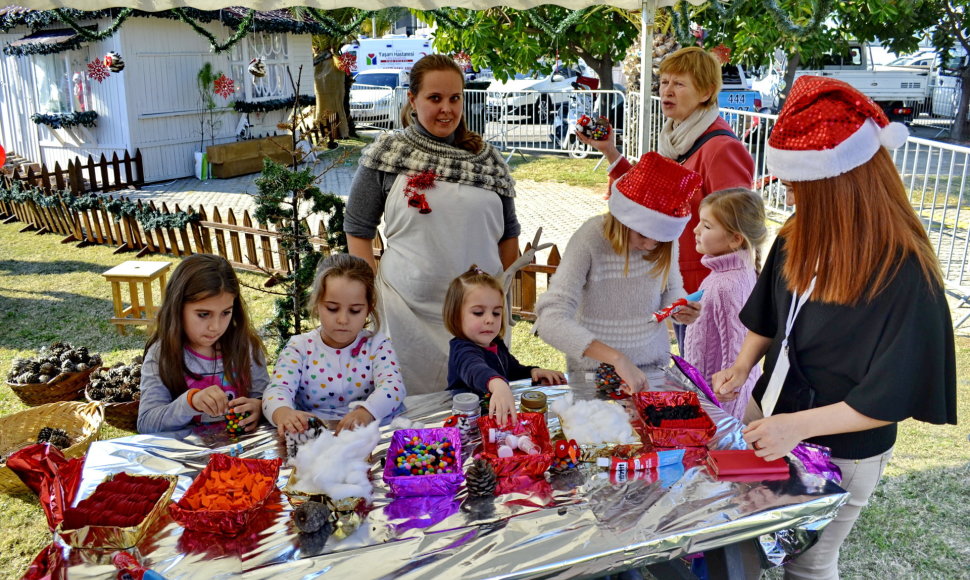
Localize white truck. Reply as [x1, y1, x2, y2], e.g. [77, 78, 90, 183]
[342, 36, 433, 74]
[793, 42, 930, 123]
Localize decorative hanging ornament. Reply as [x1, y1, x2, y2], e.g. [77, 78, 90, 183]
[248, 58, 266, 78]
[403, 169, 437, 214]
[86, 58, 110, 83]
[104, 51, 125, 73]
[711, 44, 731, 65]
[213, 74, 236, 99]
[0, 144, 5, 167]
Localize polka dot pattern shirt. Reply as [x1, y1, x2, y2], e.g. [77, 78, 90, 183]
[262, 328, 405, 424]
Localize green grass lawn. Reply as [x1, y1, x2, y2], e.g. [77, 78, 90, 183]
[0, 207, 968, 578]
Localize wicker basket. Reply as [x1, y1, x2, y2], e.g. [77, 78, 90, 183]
[0, 401, 105, 494]
[84, 385, 139, 432]
[6, 365, 101, 407]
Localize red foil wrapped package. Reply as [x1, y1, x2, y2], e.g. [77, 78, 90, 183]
[478, 413, 553, 478]
[6, 443, 84, 530]
[382, 427, 464, 497]
[169, 453, 282, 536]
[633, 391, 716, 448]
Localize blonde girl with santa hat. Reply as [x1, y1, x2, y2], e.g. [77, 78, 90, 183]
[713, 76, 956, 579]
[534, 149, 703, 392]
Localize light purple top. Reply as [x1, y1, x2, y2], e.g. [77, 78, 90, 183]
[683, 250, 761, 420]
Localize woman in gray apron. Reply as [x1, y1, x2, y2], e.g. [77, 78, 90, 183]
[345, 55, 520, 394]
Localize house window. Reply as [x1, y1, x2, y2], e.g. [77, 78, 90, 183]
[33, 52, 92, 114]
[230, 32, 289, 101]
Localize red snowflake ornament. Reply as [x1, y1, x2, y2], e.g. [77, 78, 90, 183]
[87, 58, 110, 83]
[404, 169, 437, 214]
[213, 74, 236, 99]
[337, 52, 357, 75]
[452, 51, 472, 69]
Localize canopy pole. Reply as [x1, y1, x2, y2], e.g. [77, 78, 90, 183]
[638, 0, 655, 158]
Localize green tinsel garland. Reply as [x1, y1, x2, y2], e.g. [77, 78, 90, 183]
[233, 95, 315, 114]
[101, 197, 201, 230]
[52, 7, 131, 42]
[526, 7, 599, 38]
[304, 8, 374, 37]
[1, 7, 332, 56]
[31, 111, 98, 129]
[172, 8, 253, 54]
[428, 8, 478, 30]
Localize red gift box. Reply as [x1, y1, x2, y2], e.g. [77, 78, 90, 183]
[169, 454, 282, 536]
[478, 413, 553, 478]
[707, 449, 790, 481]
[633, 391, 716, 448]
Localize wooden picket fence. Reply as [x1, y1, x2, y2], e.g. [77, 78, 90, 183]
[0, 186, 560, 316]
[1, 150, 144, 195]
[0, 193, 334, 275]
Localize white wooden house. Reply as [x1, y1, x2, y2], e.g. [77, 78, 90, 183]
[0, 8, 317, 181]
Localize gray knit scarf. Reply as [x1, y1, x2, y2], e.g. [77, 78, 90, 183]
[358, 125, 516, 198]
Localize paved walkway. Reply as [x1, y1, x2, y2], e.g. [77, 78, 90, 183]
[125, 163, 608, 256]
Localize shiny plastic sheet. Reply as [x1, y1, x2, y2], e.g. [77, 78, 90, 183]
[54, 369, 847, 579]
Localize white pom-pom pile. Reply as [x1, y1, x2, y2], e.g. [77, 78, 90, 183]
[292, 422, 380, 501]
[551, 393, 637, 444]
[880, 121, 909, 150]
[389, 416, 425, 431]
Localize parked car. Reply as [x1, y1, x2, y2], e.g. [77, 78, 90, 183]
[349, 69, 409, 127]
[485, 67, 580, 124]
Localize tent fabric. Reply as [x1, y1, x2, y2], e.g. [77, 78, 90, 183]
[6, 0, 696, 12]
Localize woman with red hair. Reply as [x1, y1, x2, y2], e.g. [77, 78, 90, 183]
[713, 76, 956, 579]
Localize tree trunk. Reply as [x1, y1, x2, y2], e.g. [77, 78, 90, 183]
[314, 52, 349, 138]
[780, 52, 801, 111]
[951, 68, 970, 141]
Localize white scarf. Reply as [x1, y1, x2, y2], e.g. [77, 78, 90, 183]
[657, 105, 721, 160]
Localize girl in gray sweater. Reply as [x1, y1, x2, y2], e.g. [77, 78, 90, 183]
[535, 150, 703, 393]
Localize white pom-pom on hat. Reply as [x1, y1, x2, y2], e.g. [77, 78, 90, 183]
[880, 122, 909, 150]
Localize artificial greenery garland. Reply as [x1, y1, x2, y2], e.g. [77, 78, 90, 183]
[31, 111, 99, 129]
[233, 95, 315, 114]
[0, 180, 200, 232]
[172, 7, 253, 54]
[303, 8, 375, 38]
[2, 34, 86, 56]
[52, 8, 132, 42]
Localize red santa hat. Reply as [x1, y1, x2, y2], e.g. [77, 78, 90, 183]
[766, 75, 909, 182]
[609, 152, 703, 242]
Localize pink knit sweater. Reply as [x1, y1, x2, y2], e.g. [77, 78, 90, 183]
[683, 250, 761, 420]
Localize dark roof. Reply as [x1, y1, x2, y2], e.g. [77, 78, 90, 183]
[8, 27, 80, 48]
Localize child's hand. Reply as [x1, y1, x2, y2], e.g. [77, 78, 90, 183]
[671, 300, 702, 324]
[192, 385, 230, 416]
[487, 378, 517, 427]
[613, 356, 648, 395]
[272, 407, 318, 436]
[335, 407, 376, 434]
[228, 397, 262, 432]
[531, 368, 566, 386]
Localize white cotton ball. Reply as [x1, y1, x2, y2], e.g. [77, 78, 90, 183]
[554, 396, 636, 444]
[292, 422, 380, 500]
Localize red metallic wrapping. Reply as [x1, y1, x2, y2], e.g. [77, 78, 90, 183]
[6, 443, 84, 530]
[168, 453, 282, 536]
[633, 392, 716, 448]
[478, 413, 553, 478]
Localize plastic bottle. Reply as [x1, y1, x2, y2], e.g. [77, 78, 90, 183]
[451, 392, 481, 450]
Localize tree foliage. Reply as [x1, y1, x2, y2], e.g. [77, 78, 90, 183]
[928, 1, 970, 139]
[684, 0, 938, 106]
[423, 7, 639, 90]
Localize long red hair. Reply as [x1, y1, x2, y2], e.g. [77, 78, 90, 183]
[781, 148, 942, 304]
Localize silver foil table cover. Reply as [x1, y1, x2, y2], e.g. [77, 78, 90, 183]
[54, 370, 848, 579]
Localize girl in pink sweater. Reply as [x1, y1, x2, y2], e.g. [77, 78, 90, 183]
[683, 189, 767, 421]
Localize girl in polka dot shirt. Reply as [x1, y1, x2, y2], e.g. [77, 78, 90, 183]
[263, 254, 405, 434]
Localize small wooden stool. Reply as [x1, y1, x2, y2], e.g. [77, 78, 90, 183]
[102, 261, 172, 335]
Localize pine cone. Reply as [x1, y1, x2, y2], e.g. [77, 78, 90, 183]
[293, 500, 331, 533]
[37, 427, 71, 449]
[465, 458, 497, 498]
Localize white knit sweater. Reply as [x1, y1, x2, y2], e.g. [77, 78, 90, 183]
[535, 215, 685, 374]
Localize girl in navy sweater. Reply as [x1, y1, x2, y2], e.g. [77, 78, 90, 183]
[444, 266, 565, 425]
